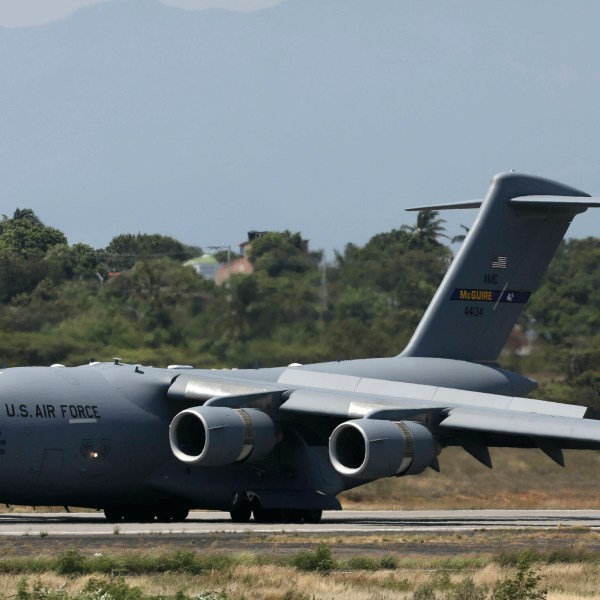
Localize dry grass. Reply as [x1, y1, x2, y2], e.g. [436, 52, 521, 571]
[4, 562, 600, 600]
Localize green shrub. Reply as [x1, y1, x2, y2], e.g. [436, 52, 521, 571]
[191, 592, 228, 600]
[292, 544, 336, 573]
[281, 591, 313, 600]
[491, 560, 547, 600]
[82, 577, 144, 600]
[447, 577, 486, 600]
[346, 556, 376, 570]
[57, 549, 86, 576]
[377, 555, 398, 569]
[411, 585, 438, 600]
[14, 578, 69, 600]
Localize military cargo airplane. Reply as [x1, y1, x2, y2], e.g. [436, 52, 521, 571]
[1, 172, 600, 523]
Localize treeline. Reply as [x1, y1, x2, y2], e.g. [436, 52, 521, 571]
[0, 209, 599, 410]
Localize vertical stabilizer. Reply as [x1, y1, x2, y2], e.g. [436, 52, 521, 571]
[401, 172, 598, 362]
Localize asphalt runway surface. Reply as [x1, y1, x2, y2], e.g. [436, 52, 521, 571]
[1, 510, 600, 558]
[1, 509, 600, 535]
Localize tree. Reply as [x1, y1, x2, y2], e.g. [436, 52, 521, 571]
[5, 208, 42, 225]
[401, 210, 448, 248]
[451, 224, 470, 244]
[0, 209, 68, 303]
[44, 243, 99, 282]
[0, 209, 66, 256]
[105, 233, 198, 270]
[248, 231, 317, 276]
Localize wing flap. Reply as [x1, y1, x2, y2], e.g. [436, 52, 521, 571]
[441, 407, 600, 444]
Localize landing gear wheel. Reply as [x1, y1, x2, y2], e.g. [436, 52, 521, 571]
[120, 508, 155, 523]
[155, 508, 172, 522]
[230, 503, 252, 523]
[280, 509, 304, 523]
[156, 507, 189, 522]
[253, 508, 282, 523]
[170, 506, 189, 522]
[302, 509, 322, 523]
[103, 507, 123, 522]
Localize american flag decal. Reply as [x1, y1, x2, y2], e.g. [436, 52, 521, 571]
[492, 255, 507, 269]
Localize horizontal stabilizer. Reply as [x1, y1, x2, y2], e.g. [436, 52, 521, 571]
[407, 200, 482, 211]
[407, 196, 600, 213]
[510, 195, 600, 208]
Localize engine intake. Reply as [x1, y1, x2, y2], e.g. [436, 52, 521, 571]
[169, 406, 276, 466]
[329, 419, 436, 479]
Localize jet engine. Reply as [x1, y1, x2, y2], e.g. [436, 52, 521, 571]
[169, 406, 276, 466]
[329, 419, 436, 479]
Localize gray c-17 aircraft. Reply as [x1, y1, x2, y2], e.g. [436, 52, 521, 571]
[2, 171, 600, 524]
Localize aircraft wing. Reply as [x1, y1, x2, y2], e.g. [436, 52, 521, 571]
[277, 383, 600, 446]
[274, 379, 600, 468]
[440, 406, 600, 444]
[167, 367, 600, 454]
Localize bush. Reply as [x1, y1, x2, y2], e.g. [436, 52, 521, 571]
[447, 578, 486, 600]
[83, 577, 144, 600]
[378, 555, 398, 569]
[292, 545, 336, 573]
[491, 560, 547, 600]
[191, 593, 228, 600]
[57, 549, 86, 576]
[411, 585, 438, 600]
[346, 556, 376, 570]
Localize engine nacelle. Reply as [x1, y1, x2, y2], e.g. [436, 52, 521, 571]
[169, 406, 276, 466]
[329, 419, 436, 479]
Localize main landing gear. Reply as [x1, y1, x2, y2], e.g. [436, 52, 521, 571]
[104, 505, 189, 523]
[229, 504, 322, 524]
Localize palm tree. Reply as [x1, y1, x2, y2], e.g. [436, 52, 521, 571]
[401, 210, 448, 248]
[11, 208, 42, 225]
[451, 224, 470, 244]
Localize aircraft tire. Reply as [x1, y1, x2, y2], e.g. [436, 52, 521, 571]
[155, 507, 172, 522]
[170, 506, 189, 522]
[302, 509, 322, 523]
[119, 508, 155, 523]
[280, 509, 304, 523]
[103, 507, 123, 522]
[230, 503, 252, 523]
[153, 505, 188, 522]
[253, 508, 281, 523]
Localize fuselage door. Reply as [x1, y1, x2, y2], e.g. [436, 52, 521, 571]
[37, 449, 64, 488]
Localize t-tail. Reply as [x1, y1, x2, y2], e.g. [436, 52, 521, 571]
[401, 172, 600, 362]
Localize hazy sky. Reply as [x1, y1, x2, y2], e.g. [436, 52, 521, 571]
[1, 0, 600, 255]
[0, 0, 280, 27]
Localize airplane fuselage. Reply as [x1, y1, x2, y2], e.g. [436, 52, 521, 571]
[0, 357, 534, 510]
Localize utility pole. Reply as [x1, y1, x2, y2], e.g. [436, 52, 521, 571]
[208, 245, 231, 286]
[319, 250, 328, 321]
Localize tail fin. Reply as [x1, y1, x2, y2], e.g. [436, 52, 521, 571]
[401, 172, 600, 362]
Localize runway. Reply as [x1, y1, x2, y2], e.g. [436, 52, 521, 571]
[1, 509, 600, 536]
